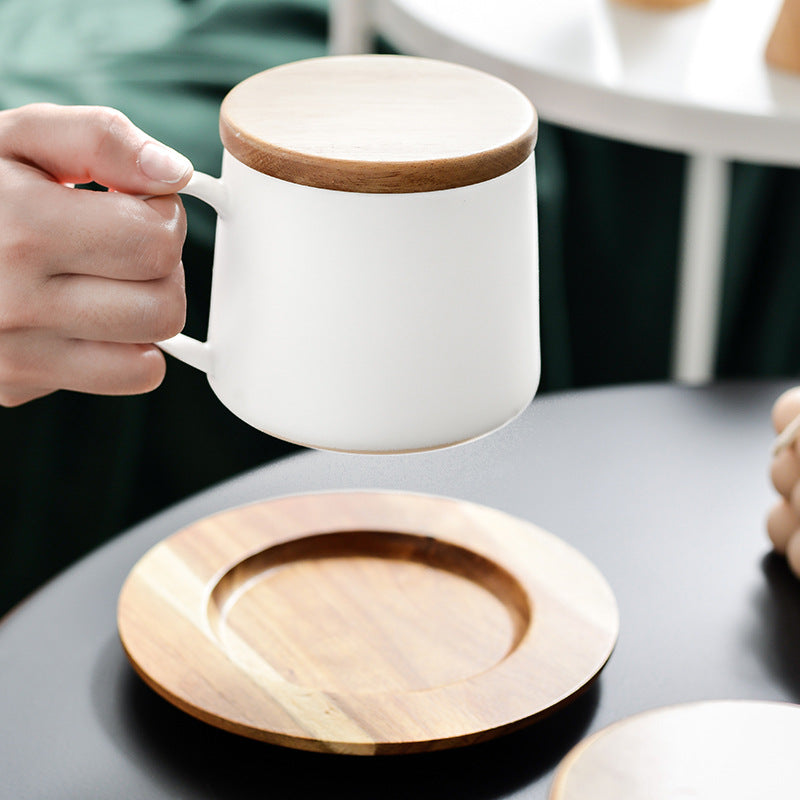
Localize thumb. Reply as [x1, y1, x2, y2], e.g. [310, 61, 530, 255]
[1, 103, 193, 195]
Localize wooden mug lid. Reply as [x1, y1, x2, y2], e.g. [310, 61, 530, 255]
[219, 55, 537, 193]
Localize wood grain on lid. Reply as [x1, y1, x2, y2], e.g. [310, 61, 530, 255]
[219, 55, 537, 193]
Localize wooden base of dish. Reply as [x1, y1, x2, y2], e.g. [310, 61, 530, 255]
[118, 492, 619, 754]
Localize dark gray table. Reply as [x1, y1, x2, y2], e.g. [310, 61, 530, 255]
[3, 381, 799, 800]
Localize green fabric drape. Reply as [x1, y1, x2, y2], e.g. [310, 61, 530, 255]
[1, 0, 798, 614]
[0, 0, 328, 614]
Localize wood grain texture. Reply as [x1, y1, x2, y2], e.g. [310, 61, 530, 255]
[117, 492, 618, 755]
[767, 0, 800, 73]
[549, 701, 800, 799]
[219, 55, 537, 193]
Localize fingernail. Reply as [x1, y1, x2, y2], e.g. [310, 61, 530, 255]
[138, 141, 192, 184]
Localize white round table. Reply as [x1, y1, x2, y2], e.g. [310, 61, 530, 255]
[331, 0, 800, 383]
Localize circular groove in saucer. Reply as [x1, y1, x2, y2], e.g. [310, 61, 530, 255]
[207, 530, 532, 694]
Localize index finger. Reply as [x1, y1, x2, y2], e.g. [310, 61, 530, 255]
[0, 103, 192, 195]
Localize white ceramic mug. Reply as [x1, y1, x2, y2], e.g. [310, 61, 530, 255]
[158, 55, 540, 453]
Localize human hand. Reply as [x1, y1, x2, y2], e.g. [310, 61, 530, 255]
[767, 387, 800, 576]
[0, 103, 192, 407]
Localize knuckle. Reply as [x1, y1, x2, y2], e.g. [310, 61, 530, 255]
[0, 387, 37, 408]
[0, 284, 36, 332]
[127, 348, 165, 393]
[0, 349, 30, 392]
[156, 221, 186, 272]
[133, 216, 185, 280]
[2, 227, 38, 276]
[90, 106, 132, 158]
[0, 390, 21, 408]
[172, 199, 188, 244]
[0, 208, 43, 289]
[145, 280, 186, 341]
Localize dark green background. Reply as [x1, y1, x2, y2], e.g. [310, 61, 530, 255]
[1, 0, 798, 615]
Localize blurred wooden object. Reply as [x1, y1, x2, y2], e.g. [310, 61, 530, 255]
[550, 701, 800, 799]
[613, 0, 706, 8]
[767, 0, 800, 73]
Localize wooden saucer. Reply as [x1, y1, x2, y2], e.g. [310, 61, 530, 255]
[118, 492, 618, 755]
[550, 700, 800, 799]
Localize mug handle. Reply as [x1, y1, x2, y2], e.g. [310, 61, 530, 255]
[156, 171, 228, 374]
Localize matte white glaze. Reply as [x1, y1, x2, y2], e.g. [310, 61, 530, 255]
[160, 151, 539, 453]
